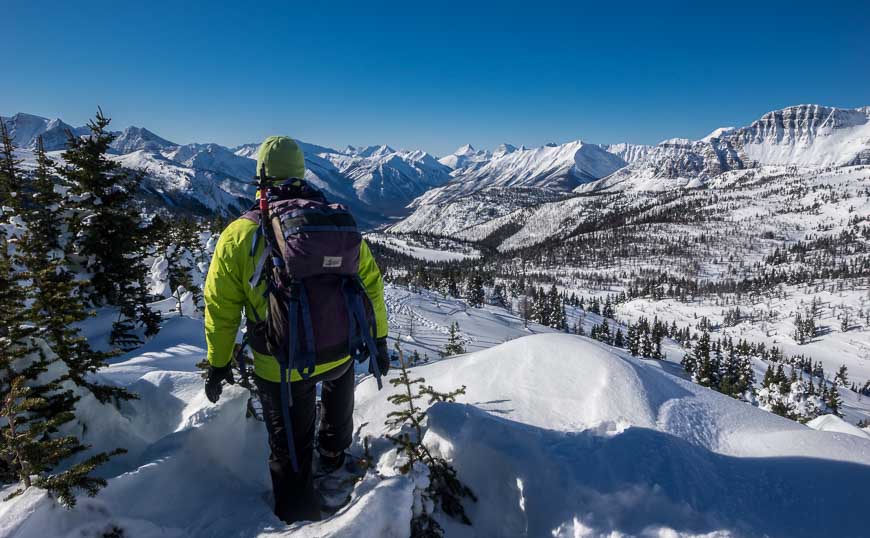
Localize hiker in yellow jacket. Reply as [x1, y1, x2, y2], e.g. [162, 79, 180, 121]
[202, 136, 389, 524]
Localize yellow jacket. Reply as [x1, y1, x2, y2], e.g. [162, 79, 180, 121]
[203, 217, 387, 382]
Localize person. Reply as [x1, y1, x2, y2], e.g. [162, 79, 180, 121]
[201, 136, 389, 524]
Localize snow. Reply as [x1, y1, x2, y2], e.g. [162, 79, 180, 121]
[699, 126, 736, 143]
[3, 286, 870, 537]
[356, 333, 870, 537]
[741, 104, 870, 167]
[807, 414, 870, 440]
[365, 233, 481, 262]
[414, 141, 626, 207]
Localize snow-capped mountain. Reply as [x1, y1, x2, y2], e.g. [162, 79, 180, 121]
[391, 103, 870, 241]
[438, 143, 492, 170]
[581, 104, 870, 194]
[599, 142, 653, 164]
[736, 104, 870, 167]
[322, 147, 453, 217]
[5, 112, 452, 225]
[413, 140, 626, 207]
[161, 143, 254, 183]
[110, 126, 176, 154]
[1, 112, 89, 151]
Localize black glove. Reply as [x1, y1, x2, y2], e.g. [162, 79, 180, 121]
[205, 364, 235, 403]
[375, 337, 390, 375]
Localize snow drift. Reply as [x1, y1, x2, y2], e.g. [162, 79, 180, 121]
[356, 334, 870, 537]
[3, 323, 869, 537]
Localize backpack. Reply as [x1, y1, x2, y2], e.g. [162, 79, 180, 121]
[240, 179, 383, 471]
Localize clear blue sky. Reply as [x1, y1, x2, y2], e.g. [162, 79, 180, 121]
[3, 0, 869, 156]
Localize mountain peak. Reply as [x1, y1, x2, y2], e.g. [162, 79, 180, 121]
[110, 126, 176, 154]
[699, 126, 736, 143]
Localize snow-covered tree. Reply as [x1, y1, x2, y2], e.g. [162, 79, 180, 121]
[441, 322, 465, 357]
[61, 110, 160, 347]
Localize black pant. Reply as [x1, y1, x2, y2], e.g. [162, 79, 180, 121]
[254, 359, 355, 524]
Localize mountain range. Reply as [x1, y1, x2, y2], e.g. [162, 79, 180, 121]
[3, 104, 869, 229]
[394, 104, 870, 237]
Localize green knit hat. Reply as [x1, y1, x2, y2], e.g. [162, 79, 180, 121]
[256, 136, 305, 181]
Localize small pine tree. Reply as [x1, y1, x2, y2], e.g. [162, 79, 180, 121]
[834, 365, 849, 387]
[1, 375, 125, 507]
[467, 273, 485, 308]
[441, 322, 466, 357]
[1, 237, 124, 507]
[385, 346, 476, 535]
[0, 119, 23, 209]
[613, 328, 625, 348]
[692, 331, 715, 387]
[826, 385, 843, 417]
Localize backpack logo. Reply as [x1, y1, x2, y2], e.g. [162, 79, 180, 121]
[323, 256, 343, 268]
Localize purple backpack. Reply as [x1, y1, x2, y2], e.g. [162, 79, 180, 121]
[238, 178, 383, 473]
[241, 181, 381, 384]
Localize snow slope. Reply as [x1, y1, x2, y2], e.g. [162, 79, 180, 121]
[438, 144, 492, 171]
[414, 141, 626, 207]
[322, 147, 453, 216]
[581, 105, 870, 194]
[2, 287, 869, 537]
[356, 333, 870, 537]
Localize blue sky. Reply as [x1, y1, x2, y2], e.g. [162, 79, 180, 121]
[3, 0, 869, 156]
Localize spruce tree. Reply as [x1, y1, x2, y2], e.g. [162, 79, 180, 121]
[693, 331, 715, 387]
[613, 328, 625, 348]
[441, 322, 466, 357]
[1, 235, 122, 507]
[826, 385, 843, 417]
[467, 273, 485, 308]
[0, 119, 22, 209]
[61, 109, 160, 348]
[834, 365, 849, 387]
[18, 138, 133, 403]
[490, 283, 507, 308]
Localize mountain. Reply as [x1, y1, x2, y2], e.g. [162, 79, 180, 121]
[389, 103, 870, 246]
[110, 126, 176, 154]
[599, 142, 653, 164]
[412, 140, 626, 208]
[1, 112, 89, 151]
[322, 147, 453, 217]
[581, 104, 870, 194]
[438, 143, 492, 170]
[112, 150, 253, 215]
[5, 112, 452, 225]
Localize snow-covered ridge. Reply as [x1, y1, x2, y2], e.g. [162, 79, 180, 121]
[582, 104, 870, 194]
[413, 140, 626, 207]
[4, 112, 453, 224]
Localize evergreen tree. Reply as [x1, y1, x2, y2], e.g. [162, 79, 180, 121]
[0, 119, 22, 209]
[18, 138, 132, 403]
[490, 283, 507, 308]
[613, 328, 625, 348]
[0, 236, 123, 507]
[61, 110, 160, 348]
[826, 385, 843, 417]
[834, 364, 849, 387]
[692, 331, 715, 387]
[627, 323, 639, 356]
[467, 272, 485, 308]
[441, 322, 466, 357]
